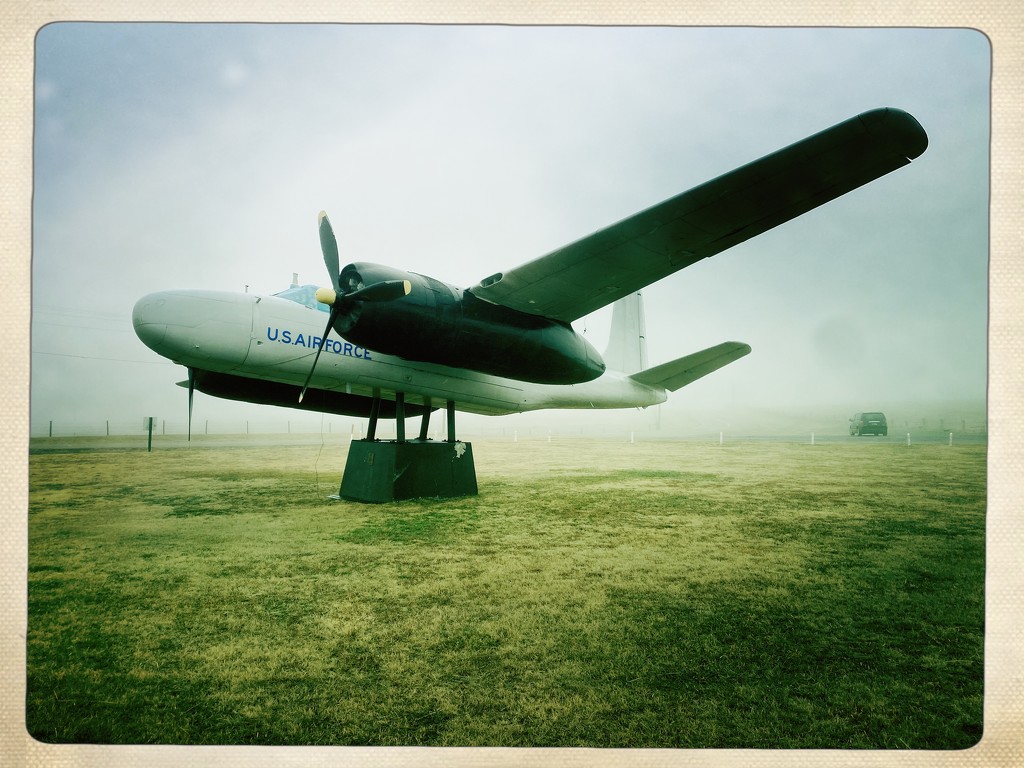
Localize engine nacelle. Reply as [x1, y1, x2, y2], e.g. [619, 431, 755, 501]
[333, 262, 605, 385]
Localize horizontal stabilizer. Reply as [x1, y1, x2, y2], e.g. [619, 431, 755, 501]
[629, 342, 751, 392]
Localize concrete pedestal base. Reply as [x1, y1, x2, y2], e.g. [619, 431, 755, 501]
[339, 439, 478, 503]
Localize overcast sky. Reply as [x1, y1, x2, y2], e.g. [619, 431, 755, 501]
[30, 24, 990, 436]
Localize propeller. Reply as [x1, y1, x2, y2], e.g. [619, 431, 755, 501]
[298, 212, 411, 403]
[318, 211, 341, 294]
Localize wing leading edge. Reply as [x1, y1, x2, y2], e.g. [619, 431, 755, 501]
[469, 107, 928, 323]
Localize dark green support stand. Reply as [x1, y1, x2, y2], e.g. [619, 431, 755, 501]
[339, 439, 478, 503]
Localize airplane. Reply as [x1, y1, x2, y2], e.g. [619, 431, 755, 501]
[132, 107, 927, 499]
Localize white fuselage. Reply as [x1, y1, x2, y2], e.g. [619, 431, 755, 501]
[132, 289, 666, 416]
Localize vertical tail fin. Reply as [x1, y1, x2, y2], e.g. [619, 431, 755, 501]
[603, 292, 647, 374]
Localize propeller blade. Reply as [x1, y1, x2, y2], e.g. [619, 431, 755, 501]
[187, 368, 194, 442]
[298, 306, 341, 403]
[347, 279, 412, 303]
[318, 211, 341, 293]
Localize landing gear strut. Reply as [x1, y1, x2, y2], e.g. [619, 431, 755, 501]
[337, 393, 478, 503]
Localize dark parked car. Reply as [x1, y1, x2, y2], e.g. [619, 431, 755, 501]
[850, 412, 888, 436]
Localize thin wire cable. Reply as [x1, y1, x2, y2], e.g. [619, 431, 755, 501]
[314, 411, 326, 498]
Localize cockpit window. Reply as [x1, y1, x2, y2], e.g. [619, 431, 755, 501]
[273, 284, 330, 313]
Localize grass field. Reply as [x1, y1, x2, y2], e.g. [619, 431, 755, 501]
[26, 437, 986, 748]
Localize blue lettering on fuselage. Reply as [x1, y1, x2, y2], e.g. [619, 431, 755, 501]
[266, 327, 371, 360]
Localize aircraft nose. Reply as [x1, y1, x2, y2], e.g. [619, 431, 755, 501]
[132, 290, 253, 367]
[132, 293, 170, 350]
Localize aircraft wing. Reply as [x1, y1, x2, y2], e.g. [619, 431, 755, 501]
[468, 107, 928, 323]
